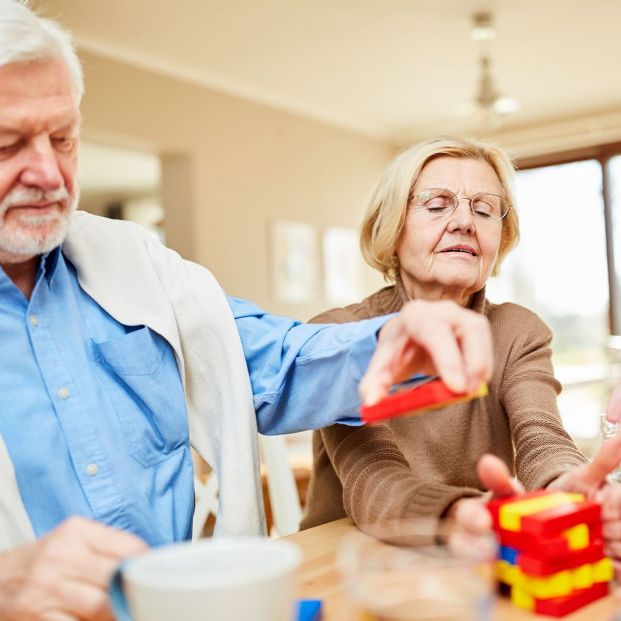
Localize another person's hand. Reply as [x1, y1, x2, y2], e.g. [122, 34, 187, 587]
[453, 437, 621, 579]
[0, 516, 148, 621]
[360, 299, 493, 405]
[606, 379, 621, 423]
[547, 434, 621, 577]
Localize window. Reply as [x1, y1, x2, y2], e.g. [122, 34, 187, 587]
[487, 152, 621, 441]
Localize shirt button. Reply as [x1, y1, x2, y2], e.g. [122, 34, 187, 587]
[86, 463, 99, 476]
[57, 387, 70, 400]
[29, 315, 39, 327]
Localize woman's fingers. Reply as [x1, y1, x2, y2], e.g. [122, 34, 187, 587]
[476, 454, 524, 497]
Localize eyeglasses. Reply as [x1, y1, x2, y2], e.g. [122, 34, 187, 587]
[410, 188, 510, 222]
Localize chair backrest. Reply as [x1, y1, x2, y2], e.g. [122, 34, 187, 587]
[192, 467, 219, 539]
[259, 434, 303, 537]
[191, 436, 303, 539]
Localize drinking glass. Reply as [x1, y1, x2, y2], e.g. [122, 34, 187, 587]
[600, 412, 621, 483]
[338, 519, 497, 621]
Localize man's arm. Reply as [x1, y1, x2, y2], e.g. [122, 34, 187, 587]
[230, 297, 388, 434]
[0, 517, 147, 621]
[231, 297, 493, 434]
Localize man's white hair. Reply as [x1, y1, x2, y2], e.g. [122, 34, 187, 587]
[0, 0, 83, 102]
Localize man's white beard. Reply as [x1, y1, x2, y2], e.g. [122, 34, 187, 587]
[0, 186, 78, 259]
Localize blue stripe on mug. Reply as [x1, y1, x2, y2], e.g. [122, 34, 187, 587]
[109, 564, 133, 621]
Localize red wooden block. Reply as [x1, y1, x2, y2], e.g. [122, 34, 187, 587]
[518, 541, 605, 576]
[497, 528, 571, 559]
[521, 502, 601, 538]
[360, 378, 484, 424]
[534, 581, 608, 617]
[487, 491, 549, 531]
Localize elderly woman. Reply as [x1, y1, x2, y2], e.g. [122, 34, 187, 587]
[301, 136, 591, 532]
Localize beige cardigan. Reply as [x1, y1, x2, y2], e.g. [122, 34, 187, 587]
[301, 281, 587, 530]
[0, 212, 265, 551]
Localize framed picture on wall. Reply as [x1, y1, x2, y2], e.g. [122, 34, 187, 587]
[270, 220, 320, 304]
[322, 226, 365, 305]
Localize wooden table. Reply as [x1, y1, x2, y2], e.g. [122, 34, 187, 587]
[284, 518, 619, 620]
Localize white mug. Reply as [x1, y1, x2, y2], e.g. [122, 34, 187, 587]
[109, 537, 301, 621]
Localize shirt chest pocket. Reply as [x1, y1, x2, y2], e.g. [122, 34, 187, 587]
[90, 327, 190, 468]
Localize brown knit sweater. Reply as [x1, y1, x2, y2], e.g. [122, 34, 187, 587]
[300, 281, 587, 530]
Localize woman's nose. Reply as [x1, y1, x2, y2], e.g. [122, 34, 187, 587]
[446, 198, 476, 233]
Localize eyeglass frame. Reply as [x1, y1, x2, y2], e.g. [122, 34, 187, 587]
[408, 187, 510, 222]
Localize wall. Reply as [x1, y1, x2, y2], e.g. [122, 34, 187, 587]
[78, 51, 390, 319]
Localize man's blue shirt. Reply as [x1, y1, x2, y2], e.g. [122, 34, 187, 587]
[0, 250, 387, 545]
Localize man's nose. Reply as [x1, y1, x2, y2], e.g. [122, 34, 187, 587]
[19, 136, 64, 192]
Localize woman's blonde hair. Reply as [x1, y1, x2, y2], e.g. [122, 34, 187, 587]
[360, 136, 520, 281]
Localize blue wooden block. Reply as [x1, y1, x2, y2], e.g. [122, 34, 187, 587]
[296, 599, 322, 621]
[500, 544, 519, 565]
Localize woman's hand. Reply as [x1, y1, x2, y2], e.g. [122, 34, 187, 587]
[449, 455, 524, 536]
[453, 439, 621, 580]
[360, 299, 493, 405]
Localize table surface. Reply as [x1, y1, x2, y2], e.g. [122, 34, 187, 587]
[284, 518, 619, 621]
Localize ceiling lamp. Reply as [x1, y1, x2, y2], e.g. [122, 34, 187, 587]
[463, 12, 520, 128]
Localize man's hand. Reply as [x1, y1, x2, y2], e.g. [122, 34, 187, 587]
[360, 299, 493, 405]
[0, 516, 148, 621]
[606, 380, 621, 424]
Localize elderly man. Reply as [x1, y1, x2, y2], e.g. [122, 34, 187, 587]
[0, 2, 494, 619]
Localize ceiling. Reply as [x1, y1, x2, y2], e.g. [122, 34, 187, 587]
[34, 0, 621, 145]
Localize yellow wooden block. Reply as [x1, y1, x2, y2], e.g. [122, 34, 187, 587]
[572, 563, 593, 590]
[593, 557, 614, 583]
[526, 570, 573, 599]
[499, 493, 585, 531]
[504, 563, 522, 587]
[497, 560, 521, 586]
[563, 523, 589, 550]
[508, 565, 569, 600]
[511, 585, 535, 611]
[496, 560, 508, 583]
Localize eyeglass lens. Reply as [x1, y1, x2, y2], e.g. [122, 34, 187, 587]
[415, 188, 507, 220]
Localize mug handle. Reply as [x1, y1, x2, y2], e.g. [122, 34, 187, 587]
[108, 565, 133, 621]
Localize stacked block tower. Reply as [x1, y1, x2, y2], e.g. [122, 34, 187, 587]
[487, 491, 613, 617]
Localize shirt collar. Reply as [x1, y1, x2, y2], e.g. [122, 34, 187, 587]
[39, 246, 62, 285]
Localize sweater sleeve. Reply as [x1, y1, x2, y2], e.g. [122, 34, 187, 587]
[321, 422, 484, 525]
[499, 308, 587, 489]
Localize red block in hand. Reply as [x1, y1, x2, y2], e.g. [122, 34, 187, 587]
[360, 378, 474, 424]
